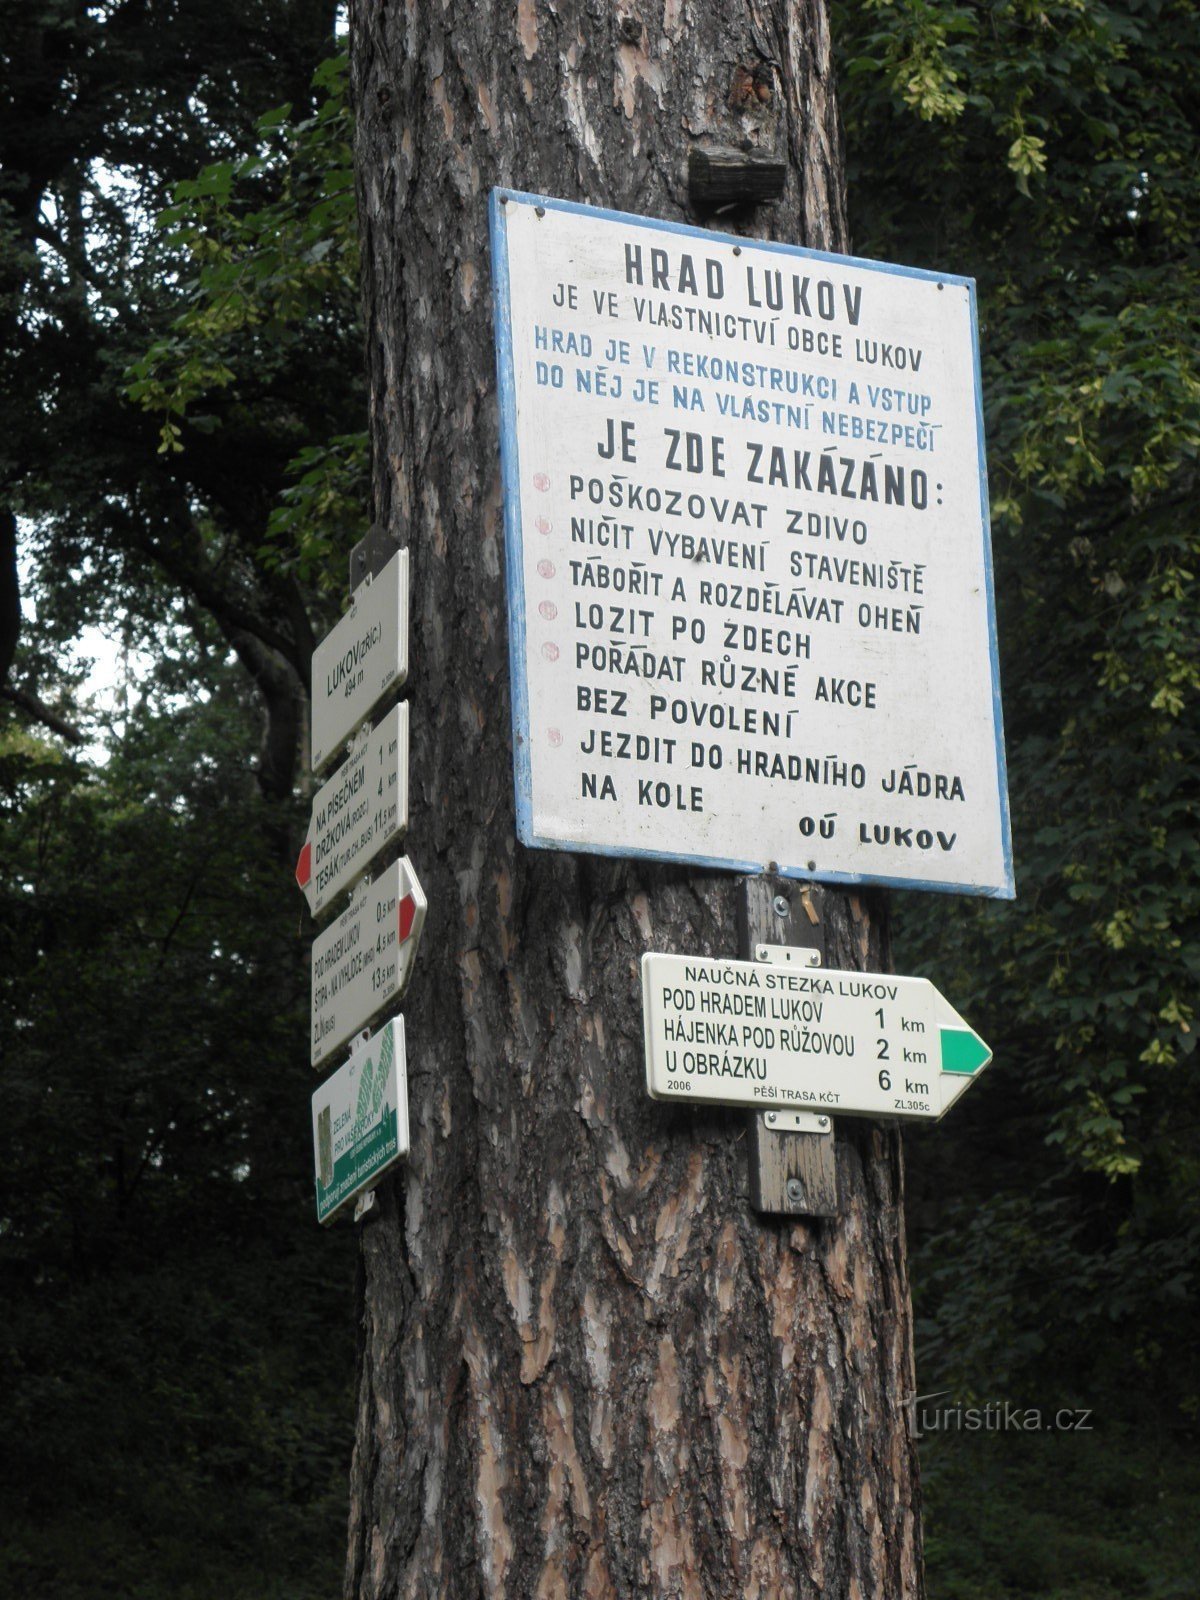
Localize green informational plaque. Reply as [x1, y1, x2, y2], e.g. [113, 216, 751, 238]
[311, 1017, 409, 1224]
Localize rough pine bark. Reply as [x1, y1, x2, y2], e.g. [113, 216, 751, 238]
[344, 2, 922, 1595]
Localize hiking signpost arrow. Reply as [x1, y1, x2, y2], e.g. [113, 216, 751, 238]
[312, 1017, 409, 1225]
[310, 856, 427, 1069]
[301, 532, 422, 1220]
[642, 948, 990, 1122]
[311, 547, 409, 774]
[296, 702, 410, 920]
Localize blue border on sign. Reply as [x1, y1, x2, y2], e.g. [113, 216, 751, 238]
[967, 283, 1016, 899]
[488, 188, 1016, 901]
[489, 192, 536, 843]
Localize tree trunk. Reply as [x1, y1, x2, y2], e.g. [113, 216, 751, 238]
[344, 3, 922, 1596]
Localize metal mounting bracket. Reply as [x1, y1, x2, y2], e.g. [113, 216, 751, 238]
[754, 946, 832, 1138]
[762, 1109, 832, 1136]
[349, 521, 402, 596]
[754, 942, 822, 969]
[738, 879, 839, 1219]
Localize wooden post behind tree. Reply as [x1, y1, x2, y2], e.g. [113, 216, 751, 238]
[344, 2, 922, 1594]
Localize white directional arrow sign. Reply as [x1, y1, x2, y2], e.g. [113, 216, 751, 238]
[312, 1017, 409, 1224]
[296, 702, 409, 921]
[311, 548, 409, 774]
[642, 951, 991, 1122]
[310, 856, 427, 1069]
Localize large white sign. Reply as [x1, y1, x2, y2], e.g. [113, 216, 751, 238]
[490, 192, 1013, 897]
[642, 952, 990, 1122]
[311, 549, 409, 774]
[310, 856, 426, 1068]
[296, 702, 409, 921]
[312, 1017, 409, 1224]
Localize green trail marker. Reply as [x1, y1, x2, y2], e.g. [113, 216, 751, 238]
[939, 1024, 992, 1078]
[312, 1017, 409, 1224]
[643, 948, 992, 1122]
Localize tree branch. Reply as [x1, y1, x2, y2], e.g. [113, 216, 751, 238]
[31, 219, 109, 294]
[0, 508, 19, 690]
[1, 682, 86, 745]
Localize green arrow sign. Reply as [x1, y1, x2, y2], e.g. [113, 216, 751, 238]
[940, 1026, 991, 1077]
[642, 950, 993, 1122]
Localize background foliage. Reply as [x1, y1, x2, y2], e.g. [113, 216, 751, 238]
[1, 1, 1197, 1595]
[834, 1, 1200, 1589]
[1, 4, 360, 1593]
[836, 0, 1200, 1382]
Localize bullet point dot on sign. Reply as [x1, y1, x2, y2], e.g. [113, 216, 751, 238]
[542, 642, 560, 661]
[537, 559, 555, 579]
[538, 600, 558, 621]
[536, 516, 552, 534]
[548, 728, 563, 747]
[533, 472, 550, 492]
